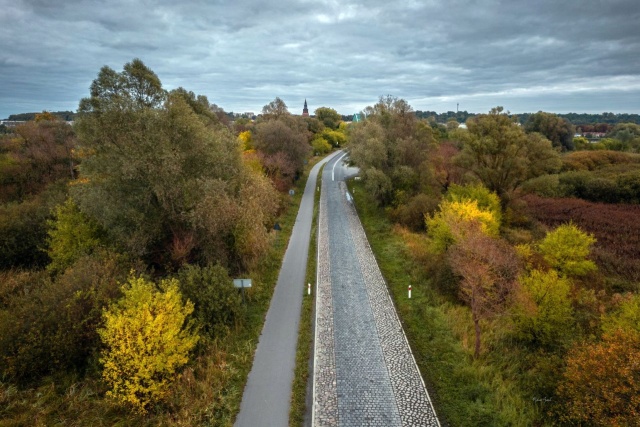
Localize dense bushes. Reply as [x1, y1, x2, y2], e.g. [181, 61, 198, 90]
[0, 251, 132, 383]
[176, 264, 243, 339]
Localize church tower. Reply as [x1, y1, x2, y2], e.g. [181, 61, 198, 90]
[302, 99, 309, 117]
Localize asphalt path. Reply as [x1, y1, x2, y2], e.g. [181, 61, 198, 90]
[235, 151, 342, 427]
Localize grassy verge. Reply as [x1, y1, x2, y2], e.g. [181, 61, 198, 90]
[0, 156, 324, 427]
[288, 165, 323, 426]
[348, 180, 537, 427]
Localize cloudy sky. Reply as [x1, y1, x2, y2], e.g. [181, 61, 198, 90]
[1, 0, 639, 119]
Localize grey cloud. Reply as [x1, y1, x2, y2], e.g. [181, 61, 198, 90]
[1, 0, 639, 118]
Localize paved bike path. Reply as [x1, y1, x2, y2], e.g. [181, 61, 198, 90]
[235, 151, 341, 427]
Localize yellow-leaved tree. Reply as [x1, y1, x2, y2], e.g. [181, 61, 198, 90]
[426, 199, 500, 254]
[98, 276, 198, 413]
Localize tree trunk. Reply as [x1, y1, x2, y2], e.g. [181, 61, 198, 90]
[473, 313, 481, 358]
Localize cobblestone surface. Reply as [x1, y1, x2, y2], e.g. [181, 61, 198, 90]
[313, 158, 440, 427]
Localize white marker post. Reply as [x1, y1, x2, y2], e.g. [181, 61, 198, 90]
[408, 284, 412, 299]
[308, 283, 311, 295]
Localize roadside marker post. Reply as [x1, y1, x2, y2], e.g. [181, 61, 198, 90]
[308, 283, 311, 295]
[408, 284, 412, 299]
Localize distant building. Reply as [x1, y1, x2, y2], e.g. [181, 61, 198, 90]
[0, 120, 26, 128]
[302, 99, 309, 117]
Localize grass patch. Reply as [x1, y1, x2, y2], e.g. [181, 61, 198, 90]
[348, 180, 538, 427]
[0, 156, 325, 427]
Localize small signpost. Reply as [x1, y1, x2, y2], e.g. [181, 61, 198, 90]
[233, 278, 252, 304]
[408, 284, 412, 299]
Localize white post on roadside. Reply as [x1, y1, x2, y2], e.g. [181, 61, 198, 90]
[408, 284, 412, 299]
[308, 283, 311, 295]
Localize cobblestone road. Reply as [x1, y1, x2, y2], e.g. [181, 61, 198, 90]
[313, 155, 440, 427]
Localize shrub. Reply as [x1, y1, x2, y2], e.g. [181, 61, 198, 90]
[512, 269, 574, 349]
[557, 329, 640, 425]
[444, 183, 502, 224]
[426, 199, 500, 254]
[176, 264, 243, 339]
[389, 193, 440, 231]
[538, 223, 596, 277]
[601, 293, 640, 335]
[46, 198, 104, 273]
[311, 136, 332, 155]
[0, 251, 130, 383]
[99, 276, 199, 413]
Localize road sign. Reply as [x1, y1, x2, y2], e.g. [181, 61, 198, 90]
[233, 279, 252, 288]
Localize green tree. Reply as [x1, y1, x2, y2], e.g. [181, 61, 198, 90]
[73, 61, 278, 269]
[538, 223, 596, 277]
[456, 107, 562, 206]
[601, 293, 640, 335]
[513, 269, 574, 348]
[176, 264, 242, 339]
[444, 183, 502, 225]
[99, 276, 198, 413]
[315, 107, 341, 129]
[524, 111, 575, 151]
[46, 198, 104, 273]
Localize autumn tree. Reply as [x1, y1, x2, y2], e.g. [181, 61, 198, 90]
[448, 225, 521, 358]
[557, 329, 640, 425]
[426, 199, 500, 254]
[0, 114, 75, 202]
[455, 107, 562, 206]
[253, 119, 311, 187]
[524, 111, 575, 151]
[99, 276, 198, 413]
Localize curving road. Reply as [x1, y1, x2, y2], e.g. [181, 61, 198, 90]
[313, 154, 440, 427]
[235, 151, 341, 427]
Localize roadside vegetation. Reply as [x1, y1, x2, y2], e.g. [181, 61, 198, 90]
[0, 59, 345, 425]
[347, 97, 640, 426]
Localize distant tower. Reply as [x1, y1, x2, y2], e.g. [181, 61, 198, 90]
[302, 99, 309, 117]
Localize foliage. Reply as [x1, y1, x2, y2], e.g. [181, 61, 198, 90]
[176, 264, 242, 339]
[0, 117, 75, 203]
[561, 150, 640, 171]
[254, 119, 311, 178]
[348, 96, 437, 207]
[524, 195, 640, 285]
[538, 223, 596, 277]
[99, 276, 198, 413]
[261, 97, 289, 119]
[448, 227, 521, 357]
[314, 107, 341, 129]
[512, 269, 573, 349]
[46, 198, 104, 273]
[0, 251, 130, 383]
[311, 136, 332, 155]
[0, 183, 66, 269]
[320, 128, 347, 147]
[556, 329, 640, 425]
[238, 130, 253, 150]
[444, 183, 502, 225]
[454, 107, 562, 205]
[601, 293, 640, 335]
[524, 111, 575, 151]
[389, 193, 440, 231]
[73, 60, 278, 270]
[426, 199, 500, 254]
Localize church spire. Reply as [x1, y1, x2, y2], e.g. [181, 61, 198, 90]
[302, 99, 309, 117]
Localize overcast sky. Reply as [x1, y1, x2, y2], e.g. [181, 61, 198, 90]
[1, 0, 640, 119]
